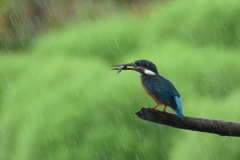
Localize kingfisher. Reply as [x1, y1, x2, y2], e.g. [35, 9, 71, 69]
[111, 59, 183, 118]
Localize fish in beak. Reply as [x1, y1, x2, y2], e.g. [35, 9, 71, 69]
[111, 63, 135, 76]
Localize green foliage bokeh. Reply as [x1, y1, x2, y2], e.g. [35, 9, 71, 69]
[1, 0, 240, 159]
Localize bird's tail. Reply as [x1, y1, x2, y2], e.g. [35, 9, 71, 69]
[174, 96, 183, 118]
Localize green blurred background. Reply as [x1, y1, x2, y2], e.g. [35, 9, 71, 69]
[1, 0, 240, 159]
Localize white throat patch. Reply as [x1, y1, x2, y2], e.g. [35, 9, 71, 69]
[144, 69, 156, 75]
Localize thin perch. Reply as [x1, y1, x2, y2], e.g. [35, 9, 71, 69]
[135, 107, 240, 137]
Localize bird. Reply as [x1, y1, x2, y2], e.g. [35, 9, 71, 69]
[111, 59, 183, 118]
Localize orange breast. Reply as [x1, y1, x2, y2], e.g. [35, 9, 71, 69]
[140, 77, 163, 105]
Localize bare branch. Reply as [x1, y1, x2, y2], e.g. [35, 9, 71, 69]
[135, 107, 240, 137]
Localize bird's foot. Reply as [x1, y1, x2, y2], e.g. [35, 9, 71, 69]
[162, 106, 167, 112]
[152, 105, 159, 110]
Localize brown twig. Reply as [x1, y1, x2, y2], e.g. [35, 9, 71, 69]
[135, 107, 240, 137]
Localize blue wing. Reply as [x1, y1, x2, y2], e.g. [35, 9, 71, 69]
[142, 75, 183, 117]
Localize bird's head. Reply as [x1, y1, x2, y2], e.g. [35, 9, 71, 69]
[111, 59, 159, 76]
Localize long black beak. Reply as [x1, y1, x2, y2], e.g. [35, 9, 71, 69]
[111, 63, 135, 75]
[111, 63, 134, 70]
